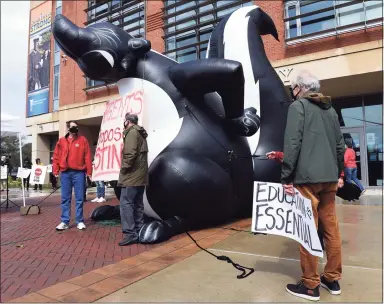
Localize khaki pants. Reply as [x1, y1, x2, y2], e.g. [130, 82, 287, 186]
[295, 182, 342, 289]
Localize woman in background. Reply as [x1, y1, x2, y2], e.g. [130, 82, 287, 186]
[344, 140, 365, 194]
[34, 158, 43, 192]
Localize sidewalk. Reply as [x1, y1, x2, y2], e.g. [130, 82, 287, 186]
[4, 199, 382, 303]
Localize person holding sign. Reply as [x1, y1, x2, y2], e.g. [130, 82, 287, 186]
[53, 121, 92, 231]
[23, 157, 32, 191]
[33, 158, 43, 192]
[117, 113, 148, 246]
[280, 71, 345, 301]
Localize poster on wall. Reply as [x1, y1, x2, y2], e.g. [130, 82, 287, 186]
[27, 1, 52, 117]
[252, 181, 323, 258]
[92, 88, 144, 182]
[29, 165, 47, 185]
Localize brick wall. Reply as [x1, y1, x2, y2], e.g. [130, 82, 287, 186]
[55, 0, 382, 108]
[254, 0, 383, 62]
[146, 1, 164, 53]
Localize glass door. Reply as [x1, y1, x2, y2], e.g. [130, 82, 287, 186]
[341, 127, 368, 188]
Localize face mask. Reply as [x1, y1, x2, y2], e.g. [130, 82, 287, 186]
[69, 126, 79, 134]
[289, 85, 300, 101]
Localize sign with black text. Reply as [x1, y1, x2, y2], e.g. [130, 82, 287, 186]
[29, 165, 47, 185]
[252, 182, 323, 258]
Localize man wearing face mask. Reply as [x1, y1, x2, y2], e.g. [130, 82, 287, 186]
[281, 70, 345, 301]
[53, 120, 92, 231]
[118, 113, 148, 246]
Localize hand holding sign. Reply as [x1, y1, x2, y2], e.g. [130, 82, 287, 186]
[252, 182, 323, 258]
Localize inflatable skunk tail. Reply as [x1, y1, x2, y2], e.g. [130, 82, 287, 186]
[250, 7, 280, 41]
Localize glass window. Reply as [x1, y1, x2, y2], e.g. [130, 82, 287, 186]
[333, 96, 364, 127]
[54, 51, 60, 65]
[285, 0, 382, 41]
[53, 74, 59, 99]
[300, 1, 335, 35]
[56, 0, 62, 8]
[337, 0, 364, 27]
[365, 0, 383, 20]
[56, 6, 62, 15]
[164, 0, 252, 62]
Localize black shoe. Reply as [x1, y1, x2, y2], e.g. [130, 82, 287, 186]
[320, 275, 341, 295]
[118, 236, 138, 246]
[286, 280, 320, 301]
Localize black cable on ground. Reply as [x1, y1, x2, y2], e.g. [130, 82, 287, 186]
[185, 231, 255, 279]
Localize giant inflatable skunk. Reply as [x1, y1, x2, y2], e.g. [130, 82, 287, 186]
[52, 5, 290, 243]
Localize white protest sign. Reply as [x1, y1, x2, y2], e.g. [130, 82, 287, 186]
[29, 165, 47, 185]
[252, 182, 323, 258]
[17, 168, 31, 179]
[1, 165, 7, 180]
[47, 164, 53, 173]
[92, 88, 144, 182]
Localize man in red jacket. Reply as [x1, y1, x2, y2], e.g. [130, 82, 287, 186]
[53, 120, 92, 231]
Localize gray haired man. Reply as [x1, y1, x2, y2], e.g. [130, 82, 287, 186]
[282, 70, 345, 301]
[118, 113, 149, 246]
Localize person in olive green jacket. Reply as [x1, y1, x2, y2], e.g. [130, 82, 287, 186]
[282, 70, 345, 301]
[117, 113, 148, 246]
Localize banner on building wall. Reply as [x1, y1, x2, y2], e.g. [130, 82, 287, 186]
[252, 182, 323, 258]
[92, 88, 144, 182]
[27, 1, 52, 117]
[29, 165, 47, 185]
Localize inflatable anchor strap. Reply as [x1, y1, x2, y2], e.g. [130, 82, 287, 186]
[185, 231, 254, 279]
[34, 186, 61, 207]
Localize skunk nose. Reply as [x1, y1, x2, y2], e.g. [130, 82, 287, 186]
[53, 14, 95, 59]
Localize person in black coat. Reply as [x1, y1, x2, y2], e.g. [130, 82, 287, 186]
[23, 157, 32, 191]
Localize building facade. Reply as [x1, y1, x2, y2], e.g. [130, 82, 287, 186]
[25, 0, 383, 188]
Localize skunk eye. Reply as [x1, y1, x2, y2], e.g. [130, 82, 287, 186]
[89, 50, 114, 67]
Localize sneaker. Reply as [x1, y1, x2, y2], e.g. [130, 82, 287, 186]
[56, 222, 69, 231]
[320, 275, 341, 295]
[77, 222, 86, 230]
[97, 197, 106, 203]
[286, 280, 320, 301]
[91, 197, 100, 202]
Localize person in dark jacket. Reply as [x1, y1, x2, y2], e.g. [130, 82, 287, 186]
[117, 113, 148, 246]
[23, 157, 32, 191]
[281, 70, 345, 301]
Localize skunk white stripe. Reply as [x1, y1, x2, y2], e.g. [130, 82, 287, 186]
[223, 6, 260, 154]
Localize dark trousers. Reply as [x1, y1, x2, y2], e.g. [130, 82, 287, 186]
[50, 173, 57, 189]
[23, 175, 30, 190]
[34, 184, 42, 191]
[119, 186, 145, 238]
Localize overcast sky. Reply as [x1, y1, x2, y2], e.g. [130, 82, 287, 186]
[1, 1, 30, 134]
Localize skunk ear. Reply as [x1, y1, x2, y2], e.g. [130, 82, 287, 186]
[128, 38, 151, 56]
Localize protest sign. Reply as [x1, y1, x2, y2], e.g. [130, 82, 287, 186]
[252, 182, 323, 258]
[29, 165, 47, 185]
[17, 168, 31, 179]
[92, 88, 144, 181]
[47, 164, 53, 173]
[1, 165, 7, 180]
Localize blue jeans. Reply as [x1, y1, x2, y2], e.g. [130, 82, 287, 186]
[60, 170, 85, 225]
[345, 167, 365, 191]
[96, 180, 105, 198]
